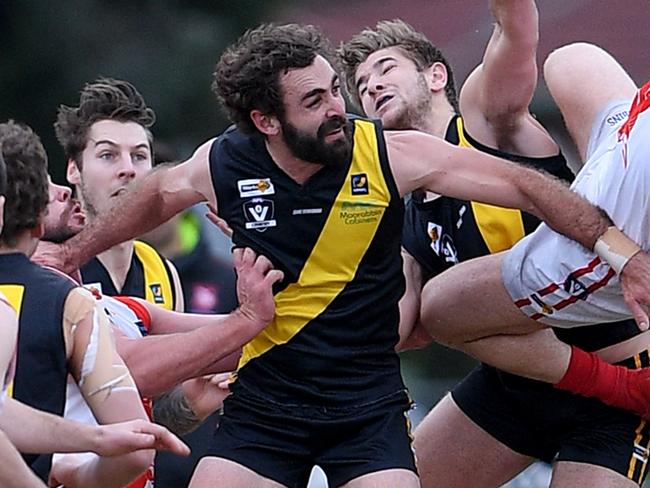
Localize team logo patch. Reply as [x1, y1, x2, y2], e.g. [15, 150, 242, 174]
[563, 276, 589, 301]
[427, 222, 442, 254]
[244, 198, 276, 232]
[149, 283, 165, 304]
[238, 178, 275, 198]
[350, 173, 369, 195]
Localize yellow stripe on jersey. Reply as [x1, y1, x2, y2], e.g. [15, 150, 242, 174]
[0, 285, 25, 316]
[133, 240, 175, 310]
[0, 285, 25, 398]
[456, 117, 526, 253]
[238, 119, 390, 369]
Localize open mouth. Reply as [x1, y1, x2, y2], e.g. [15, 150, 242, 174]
[375, 94, 394, 112]
[111, 188, 127, 197]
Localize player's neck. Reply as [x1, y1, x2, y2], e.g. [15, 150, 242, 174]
[96, 240, 134, 292]
[416, 103, 455, 139]
[0, 232, 39, 258]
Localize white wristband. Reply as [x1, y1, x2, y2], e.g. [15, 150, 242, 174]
[593, 226, 641, 274]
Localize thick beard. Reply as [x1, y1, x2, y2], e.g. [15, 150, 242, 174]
[281, 116, 353, 167]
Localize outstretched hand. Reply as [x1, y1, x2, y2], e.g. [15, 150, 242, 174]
[92, 418, 190, 457]
[620, 252, 650, 331]
[234, 247, 283, 328]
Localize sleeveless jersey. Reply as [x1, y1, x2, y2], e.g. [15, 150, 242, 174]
[81, 240, 177, 311]
[404, 115, 639, 350]
[503, 82, 650, 330]
[210, 118, 406, 405]
[0, 253, 76, 477]
[402, 115, 574, 280]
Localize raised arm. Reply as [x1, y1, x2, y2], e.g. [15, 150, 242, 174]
[57, 140, 216, 274]
[460, 0, 556, 155]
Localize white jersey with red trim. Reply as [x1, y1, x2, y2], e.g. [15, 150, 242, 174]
[503, 82, 650, 328]
[52, 293, 154, 488]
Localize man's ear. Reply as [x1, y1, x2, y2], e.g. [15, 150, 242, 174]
[425, 62, 449, 93]
[66, 159, 81, 185]
[250, 110, 281, 137]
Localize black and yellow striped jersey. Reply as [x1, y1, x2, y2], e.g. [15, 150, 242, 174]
[404, 115, 640, 351]
[403, 115, 574, 280]
[210, 118, 406, 405]
[81, 240, 177, 311]
[0, 252, 75, 477]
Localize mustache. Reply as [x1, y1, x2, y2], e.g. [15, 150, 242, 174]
[317, 116, 347, 139]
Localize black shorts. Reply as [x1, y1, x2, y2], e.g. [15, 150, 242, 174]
[452, 360, 650, 485]
[204, 388, 417, 488]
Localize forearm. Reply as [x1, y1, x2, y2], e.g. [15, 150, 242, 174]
[490, 0, 538, 42]
[520, 169, 611, 250]
[58, 451, 153, 488]
[0, 398, 99, 454]
[63, 168, 177, 271]
[0, 430, 45, 487]
[118, 311, 258, 397]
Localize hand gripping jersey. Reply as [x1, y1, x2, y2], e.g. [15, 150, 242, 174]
[210, 118, 406, 406]
[503, 81, 650, 328]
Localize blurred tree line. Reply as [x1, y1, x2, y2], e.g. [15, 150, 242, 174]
[0, 0, 305, 181]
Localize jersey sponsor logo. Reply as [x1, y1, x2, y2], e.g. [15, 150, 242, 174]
[339, 200, 381, 225]
[237, 178, 275, 197]
[244, 198, 277, 231]
[350, 173, 369, 195]
[563, 276, 589, 301]
[149, 283, 165, 304]
[606, 110, 629, 127]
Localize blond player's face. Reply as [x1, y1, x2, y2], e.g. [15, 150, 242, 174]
[355, 47, 433, 130]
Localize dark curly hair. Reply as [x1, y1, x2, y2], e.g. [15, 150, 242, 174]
[212, 23, 337, 134]
[54, 77, 156, 168]
[339, 19, 458, 111]
[0, 121, 49, 247]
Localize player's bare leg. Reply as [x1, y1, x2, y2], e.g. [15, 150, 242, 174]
[414, 395, 533, 488]
[189, 457, 286, 488]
